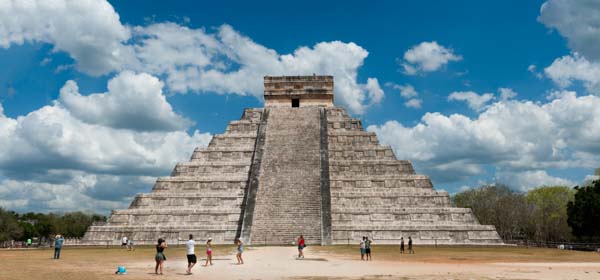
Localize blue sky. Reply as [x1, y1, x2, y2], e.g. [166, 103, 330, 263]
[1, 0, 599, 213]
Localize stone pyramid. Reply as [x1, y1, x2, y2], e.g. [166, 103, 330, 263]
[83, 75, 502, 245]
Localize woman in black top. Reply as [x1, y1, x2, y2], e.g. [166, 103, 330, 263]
[155, 238, 168, 275]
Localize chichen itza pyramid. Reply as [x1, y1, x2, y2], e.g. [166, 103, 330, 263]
[83, 75, 502, 245]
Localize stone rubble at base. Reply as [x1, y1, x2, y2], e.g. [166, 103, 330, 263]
[82, 76, 503, 246]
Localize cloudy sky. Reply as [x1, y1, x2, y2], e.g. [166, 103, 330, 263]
[1, 0, 599, 214]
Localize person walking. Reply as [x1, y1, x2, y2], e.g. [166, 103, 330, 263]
[408, 236, 414, 254]
[359, 236, 366, 260]
[53, 234, 64, 259]
[236, 238, 244, 264]
[154, 238, 167, 275]
[400, 237, 405, 254]
[365, 237, 372, 261]
[186, 235, 197, 274]
[204, 238, 213, 266]
[297, 235, 305, 259]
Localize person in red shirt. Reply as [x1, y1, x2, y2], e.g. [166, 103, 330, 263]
[297, 235, 305, 259]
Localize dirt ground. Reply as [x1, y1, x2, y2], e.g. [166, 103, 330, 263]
[1, 245, 599, 280]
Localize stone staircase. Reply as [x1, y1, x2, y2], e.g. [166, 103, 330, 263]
[248, 107, 323, 245]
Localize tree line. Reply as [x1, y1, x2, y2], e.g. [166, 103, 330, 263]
[0, 210, 106, 243]
[453, 179, 600, 243]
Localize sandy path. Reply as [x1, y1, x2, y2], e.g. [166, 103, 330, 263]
[119, 246, 600, 280]
[1, 246, 600, 279]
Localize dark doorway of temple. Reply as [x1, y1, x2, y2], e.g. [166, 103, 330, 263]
[292, 98, 300, 107]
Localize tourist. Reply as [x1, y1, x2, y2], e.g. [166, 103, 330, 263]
[408, 236, 414, 254]
[365, 237, 372, 261]
[204, 238, 213, 266]
[121, 236, 128, 248]
[360, 236, 366, 260]
[127, 239, 134, 251]
[236, 238, 244, 264]
[26, 238, 32, 247]
[53, 234, 64, 259]
[186, 234, 197, 274]
[297, 235, 305, 259]
[400, 237, 405, 254]
[155, 238, 167, 275]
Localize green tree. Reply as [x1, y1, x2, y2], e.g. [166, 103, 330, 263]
[525, 186, 574, 242]
[18, 221, 36, 241]
[567, 180, 600, 241]
[453, 185, 529, 240]
[58, 212, 105, 237]
[0, 208, 23, 241]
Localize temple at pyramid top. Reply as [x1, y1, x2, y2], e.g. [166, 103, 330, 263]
[264, 75, 334, 108]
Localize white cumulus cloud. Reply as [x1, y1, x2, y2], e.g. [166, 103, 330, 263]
[498, 88, 518, 101]
[0, 172, 156, 213]
[400, 41, 462, 75]
[364, 78, 384, 105]
[539, 0, 600, 61]
[528, 64, 544, 79]
[404, 98, 423, 109]
[448, 91, 495, 111]
[0, 0, 133, 75]
[59, 71, 193, 131]
[544, 54, 600, 94]
[147, 24, 382, 113]
[0, 1, 384, 114]
[387, 83, 418, 99]
[496, 170, 575, 191]
[386, 83, 423, 109]
[0, 73, 212, 212]
[368, 92, 600, 187]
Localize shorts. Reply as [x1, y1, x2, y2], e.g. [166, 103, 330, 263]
[206, 250, 212, 255]
[360, 248, 366, 254]
[122, 242, 127, 246]
[298, 245, 305, 250]
[187, 254, 197, 264]
[155, 252, 166, 262]
[365, 248, 371, 254]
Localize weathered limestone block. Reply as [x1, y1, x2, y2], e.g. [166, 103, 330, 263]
[191, 149, 254, 163]
[225, 120, 260, 134]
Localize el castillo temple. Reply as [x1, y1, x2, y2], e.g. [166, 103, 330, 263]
[83, 75, 502, 245]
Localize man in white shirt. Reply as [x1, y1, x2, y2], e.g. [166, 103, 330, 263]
[121, 236, 128, 248]
[186, 234, 197, 274]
